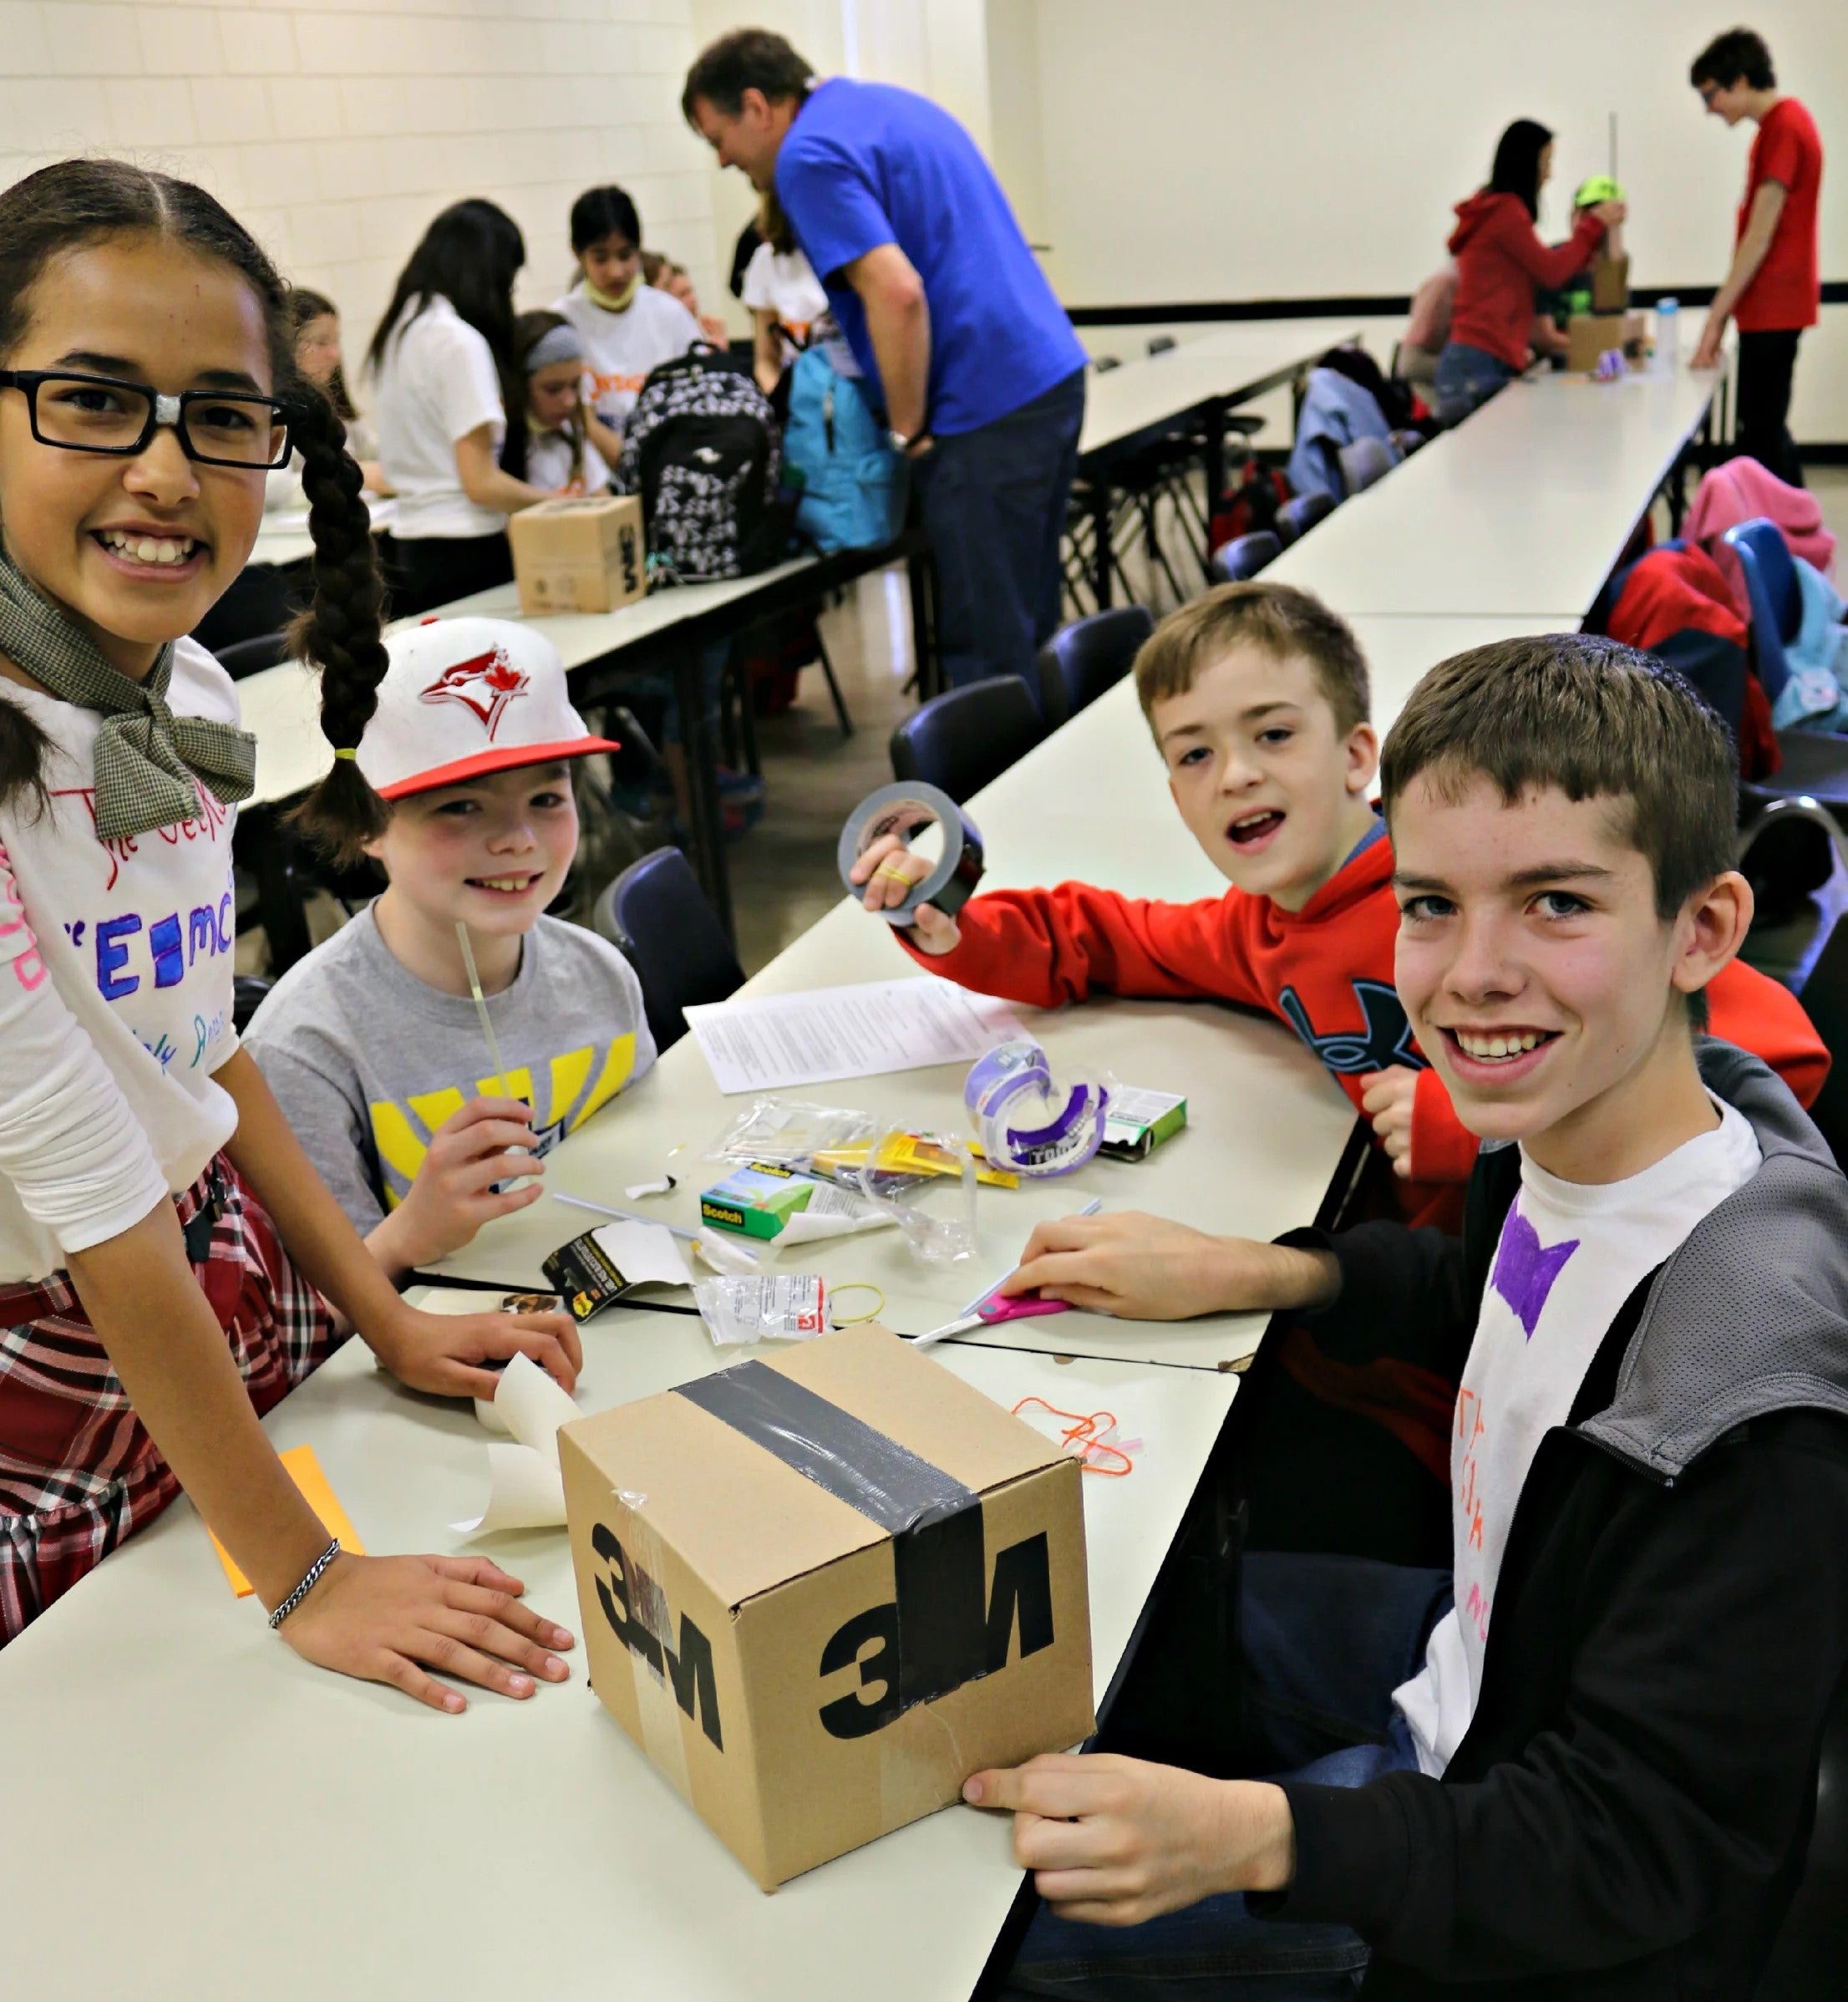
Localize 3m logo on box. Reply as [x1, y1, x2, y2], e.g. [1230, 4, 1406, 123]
[591, 1522, 724, 1747]
[560, 1328, 1094, 1889]
[588, 1517, 1056, 1752]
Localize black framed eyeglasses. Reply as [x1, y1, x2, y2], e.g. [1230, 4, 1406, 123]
[0, 368, 292, 469]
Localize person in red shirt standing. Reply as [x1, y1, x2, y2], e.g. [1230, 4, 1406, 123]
[1690, 28, 1824, 487]
[1434, 119, 1624, 424]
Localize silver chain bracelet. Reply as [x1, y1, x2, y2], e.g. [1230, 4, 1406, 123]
[267, 1537, 343, 1630]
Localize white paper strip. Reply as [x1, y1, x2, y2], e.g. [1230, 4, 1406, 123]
[451, 1443, 568, 1535]
[454, 1352, 585, 1537]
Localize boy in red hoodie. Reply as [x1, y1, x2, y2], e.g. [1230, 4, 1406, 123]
[1434, 118, 1623, 423]
[852, 582, 1827, 1225]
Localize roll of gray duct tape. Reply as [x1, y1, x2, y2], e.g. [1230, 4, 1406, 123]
[837, 781, 987, 926]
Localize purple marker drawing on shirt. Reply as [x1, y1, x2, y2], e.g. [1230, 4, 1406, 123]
[1490, 1206, 1581, 1338]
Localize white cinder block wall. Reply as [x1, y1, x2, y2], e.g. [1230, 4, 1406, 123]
[0, 0, 720, 404]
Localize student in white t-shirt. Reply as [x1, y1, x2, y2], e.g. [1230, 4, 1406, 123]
[368, 201, 552, 615]
[553, 185, 701, 440]
[0, 156, 582, 1702]
[513, 311, 612, 496]
[740, 191, 858, 394]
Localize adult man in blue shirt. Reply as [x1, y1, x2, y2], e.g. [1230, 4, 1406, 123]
[683, 29, 1087, 700]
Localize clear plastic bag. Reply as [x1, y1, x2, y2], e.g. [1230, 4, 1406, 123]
[855, 1124, 978, 1264]
[693, 1273, 830, 1347]
[706, 1096, 877, 1171]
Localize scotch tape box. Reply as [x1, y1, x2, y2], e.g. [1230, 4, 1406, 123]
[507, 494, 646, 615]
[700, 1162, 820, 1240]
[561, 1325, 1094, 1889]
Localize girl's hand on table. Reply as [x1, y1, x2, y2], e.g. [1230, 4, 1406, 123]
[280, 1551, 576, 1713]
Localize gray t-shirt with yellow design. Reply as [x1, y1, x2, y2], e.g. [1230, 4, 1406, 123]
[246, 905, 655, 1236]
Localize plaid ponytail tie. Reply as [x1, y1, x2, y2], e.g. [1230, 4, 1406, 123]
[0, 551, 256, 837]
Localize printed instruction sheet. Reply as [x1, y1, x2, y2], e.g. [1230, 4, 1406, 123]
[685, 978, 1028, 1093]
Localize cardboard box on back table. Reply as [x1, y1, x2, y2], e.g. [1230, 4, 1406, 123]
[1590, 252, 1629, 314]
[508, 493, 646, 616]
[561, 1325, 1095, 1889]
[1564, 310, 1647, 375]
[1563, 252, 1645, 373]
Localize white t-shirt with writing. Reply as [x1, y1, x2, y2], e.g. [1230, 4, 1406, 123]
[1394, 1098, 1763, 1776]
[552, 281, 701, 438]
[0, 640, 243, 1281]
[739, 242, 860, 378]
[374, 296, 507, 541]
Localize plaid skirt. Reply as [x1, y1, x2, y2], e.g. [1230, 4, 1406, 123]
[0, 1156, 338, 1646]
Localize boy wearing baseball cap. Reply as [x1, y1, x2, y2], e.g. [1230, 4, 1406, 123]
[248, 617, 657, 1282]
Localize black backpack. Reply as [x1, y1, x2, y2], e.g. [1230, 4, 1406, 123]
[617, 346, 789, 583]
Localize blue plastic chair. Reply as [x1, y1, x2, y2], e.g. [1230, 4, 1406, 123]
[1209, 531, 1281, 585]
[1037, 606, 1155, 726]
[593, 846, 744, 1053]
[889, 678, 1044, 803]
[1276, 490, 1336, 546]
[1724, 517, 1800, 704]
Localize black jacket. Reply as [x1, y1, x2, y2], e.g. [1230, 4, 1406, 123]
[1261, 1044, 1848, 1999]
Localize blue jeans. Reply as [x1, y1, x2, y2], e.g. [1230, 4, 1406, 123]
[1003, 1553, 1453, 2001]
[1432, 343, 1517, 427]
[914, 367, 1086, 701]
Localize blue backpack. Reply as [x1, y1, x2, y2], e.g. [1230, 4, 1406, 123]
[781, 346, 904, 553]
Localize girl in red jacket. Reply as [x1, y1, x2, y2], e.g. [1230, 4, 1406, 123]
[1434, 119, 1624, 423]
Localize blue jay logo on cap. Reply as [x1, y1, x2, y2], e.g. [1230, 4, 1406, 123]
[419, 644, 531, 739]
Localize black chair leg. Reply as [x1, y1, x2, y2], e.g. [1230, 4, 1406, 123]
[814, 629, 854, 739]
[735, 658, 760, 779]
[718, 659, 741, 771]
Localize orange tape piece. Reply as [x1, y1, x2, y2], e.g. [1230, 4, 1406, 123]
[209, 1443, 366, 1598]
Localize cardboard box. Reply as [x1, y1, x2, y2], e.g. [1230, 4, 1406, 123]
[561, 1325, 1095, 1889]
[1565, 310, 1647, 374]
[1590, 252, 1630, 313]
[508, 494, 646, 615]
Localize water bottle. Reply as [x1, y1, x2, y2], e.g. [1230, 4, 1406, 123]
[1655, 297, 1679, 374]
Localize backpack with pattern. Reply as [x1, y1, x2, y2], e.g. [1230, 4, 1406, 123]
[617, 346, 789, 582]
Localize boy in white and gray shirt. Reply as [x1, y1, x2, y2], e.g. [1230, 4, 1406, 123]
[249, 617, 655, 1281]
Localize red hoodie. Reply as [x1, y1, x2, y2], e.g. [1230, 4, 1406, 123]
[898, 831, 1829, 1220]
[1447, 190, 1605, 371]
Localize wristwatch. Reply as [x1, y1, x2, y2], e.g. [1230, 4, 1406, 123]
[888, 427, 930, 455]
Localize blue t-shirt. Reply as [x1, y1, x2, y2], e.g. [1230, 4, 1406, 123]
[775, 78, 1084, 436]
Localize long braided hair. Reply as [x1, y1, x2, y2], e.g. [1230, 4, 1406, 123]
[0, 160, 388, 852]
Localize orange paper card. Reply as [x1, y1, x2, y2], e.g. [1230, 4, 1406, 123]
[209, 1443, 366, 1598]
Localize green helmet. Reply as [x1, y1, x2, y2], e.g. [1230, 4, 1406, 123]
[1574, 175, 1623, 208]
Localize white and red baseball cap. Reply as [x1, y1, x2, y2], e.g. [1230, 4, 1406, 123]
[356, 616, 621, 801]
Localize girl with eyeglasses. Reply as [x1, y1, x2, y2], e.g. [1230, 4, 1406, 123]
[0, 159, 582, 1707]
